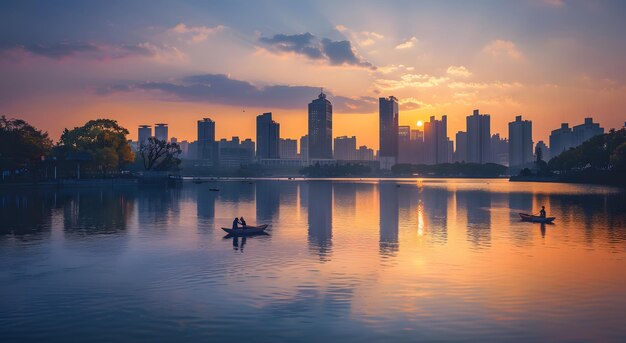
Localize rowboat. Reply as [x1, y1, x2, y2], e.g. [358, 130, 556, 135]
[519, 213, 556, 223]
[221, 224, 269, 235]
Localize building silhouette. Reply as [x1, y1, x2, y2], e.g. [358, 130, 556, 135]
[549, 118, 604, 158]
[424, 115, 449, 164]
[138, 125, 152, 145]
[279, 138, 298, 159]
[490, 134, 509, 166]
[379, 96, 399, 169]
[466, 109, 491, 164]
[256, 112, 280, 159]
[197, 118, 217, 161]
[154, 123, 168, 142]
[398, 125, 412, 163]
[508, 115, 533, 168]
[334, 136, 357, 160]
[357, 145, 375, 161]
[573, 118, 604, 147]
[535, 140, 550, 161]
[308, 90, 332, 159]
[455, 131, 467, 162]
[410, 129, 424, 164]
[218, 136, 255, 167]
[300, 135, 309, 160]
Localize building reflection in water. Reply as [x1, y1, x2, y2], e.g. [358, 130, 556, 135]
[256, 181, 280, 222]
[61, 189, 135, 237]
[306, 181, 332, 261]
[457, 190, 492, 248]
[379, 182, 399, 256]
[421, 187, 449, 244]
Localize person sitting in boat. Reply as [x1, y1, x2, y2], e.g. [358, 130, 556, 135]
[232, 217, 241, 230]
[539, 206, 546, 218]
[239, 217, 247, 227]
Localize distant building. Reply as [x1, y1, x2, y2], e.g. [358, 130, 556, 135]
[218, 136, 255, 168]
[410, 129, 424, 164]
[535, 140, 550, 162]
[179, 140, 189, 158]
[334, 136, 357, 160]
[138, 125, 152, 145]
[398, 125, 411, 164]
[308, 90, 332, 159]
[466, 109, 491, 164]
[490, 134, 509, 166]
[379, 96, 399, 169]
[357, 145, 375, 161]
[154, 123, 168, 142]
[279, 138, 298, 159]
[509, 115, 533, 168]
[300, 135, 309, 160]
[256, 112, 280, 159]
[455, 131, 468, 162]
[198, 118, 217, 162]
[549, 123, 573, 158]
[572, 118, 604, 146]
[423, 115, 449, 164]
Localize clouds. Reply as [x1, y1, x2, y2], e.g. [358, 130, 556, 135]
[395, 37, 417, 50]
[483, 40, 524, 60]
[170, 23, 225, 43]
[258, 32, 375, 69]
[0, 41, 184, 62]
[335, 25, 384, 47]
[446, 66, 472, 78]
[101, 73, 375, 113]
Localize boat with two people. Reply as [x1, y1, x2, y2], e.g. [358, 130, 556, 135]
[222, 216, 269, 235]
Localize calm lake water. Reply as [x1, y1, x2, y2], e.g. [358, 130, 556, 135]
[1, 179, 626, 342]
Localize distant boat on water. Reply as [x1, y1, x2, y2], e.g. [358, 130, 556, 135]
[222, 224, 269, 235]
[519, 213, 556, 223]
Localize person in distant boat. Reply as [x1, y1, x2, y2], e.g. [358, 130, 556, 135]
[239, 217, 247, 227]
[539, 206, 546, 218]
[232, 217, 241, 230]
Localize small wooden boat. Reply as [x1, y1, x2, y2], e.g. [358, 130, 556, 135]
[221, 224, 269, 235]
[519, 213, 556, 223]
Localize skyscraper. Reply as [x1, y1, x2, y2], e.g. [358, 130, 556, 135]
[300, 135, 309, 160]
[549, 123, 573, 158]
[379, 96, 399, 169]
[138, 125, 152, 145]
[197, 118, 216, 160]
[256, 112, 280, 159]
[334, 136, 357, 160]
[398, 125, 411, 164]
[423, 115, 449, 164]
[572, 118, 604, 146]
[308, 90, 333, 159]
[508, 115, 533, 168]
[455, 131, 468, 162]
[535, 140, 550, 161]
[154, 123, 168, 142]
[490, 134, 509, 166]
[466, 109, 491, 164]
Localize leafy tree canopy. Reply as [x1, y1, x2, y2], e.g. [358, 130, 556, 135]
[0, 115, 53, 170]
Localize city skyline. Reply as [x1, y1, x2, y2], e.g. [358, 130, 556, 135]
[2, 1, 626, 149]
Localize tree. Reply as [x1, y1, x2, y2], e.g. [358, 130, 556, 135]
[0, 116, 53, 176]
[138, 137, 182, 171]
[57, 119, 134, 172]
[610, 142, 626, 171]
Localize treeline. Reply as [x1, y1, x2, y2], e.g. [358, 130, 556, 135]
[1, 116, 181, 182]
[392, 162, 508, 177]
[548, 128, 626, 172]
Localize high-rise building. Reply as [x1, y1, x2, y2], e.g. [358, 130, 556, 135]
[279, 138, 298, 159]
[423, 115, 449, 164]
[455, 131, 468, 162]
[138, 125, 152, 145]
[179, 140, 189, 158]
[334, 136, 357, 160]
[379, 96, 399, 169]
[357, 145, 375, 161]
[300, 135, 309, 160]
[256, 112, 280, 159]
[410, 129, 424, 164]
[308, 90, 332, 159]
[508, 115, 533, 168]
[197, 118, 217, 161]
[490, 134, 509, 166]
[572, 118, 604, 146]
[217, 136, 255, 167]
[154, 123, 168, 142]
[466, 109, 491, 164]
[549, 123, 573, 158]
[398, 126, 411, 164]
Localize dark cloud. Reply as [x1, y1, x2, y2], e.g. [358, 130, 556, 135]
[24, 42, 99, 59]
[0, 41, 165, 60]
[258, 33, 375, 69]
[101, 73, 375, 113]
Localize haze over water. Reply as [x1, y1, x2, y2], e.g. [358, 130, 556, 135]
[1, 179, 626, 342]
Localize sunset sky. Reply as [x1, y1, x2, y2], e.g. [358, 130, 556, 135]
[1, 0, 625, 150]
